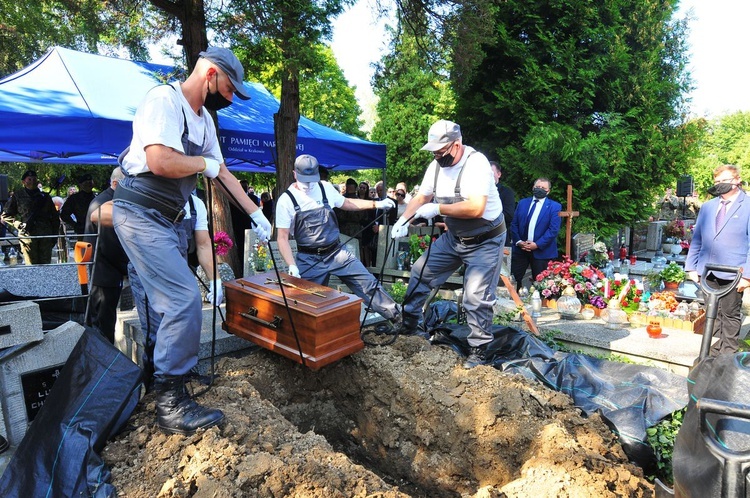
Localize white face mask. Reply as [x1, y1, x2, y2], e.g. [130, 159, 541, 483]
[297, 181, 312, 192]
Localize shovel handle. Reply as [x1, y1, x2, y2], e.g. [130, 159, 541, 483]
[698, 398, 750, 498]
[74, 241, 93, 285]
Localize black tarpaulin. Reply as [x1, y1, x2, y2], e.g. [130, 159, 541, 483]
[673, 352, 750, 497]
[0, 327, 142, 498]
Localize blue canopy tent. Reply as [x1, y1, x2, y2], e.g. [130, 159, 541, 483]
[0, 46, 385, 172]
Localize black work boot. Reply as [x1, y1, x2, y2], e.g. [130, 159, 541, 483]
[463, 345, 488, 369]
[154, 375, 225, 435]
[399, 314, 429, 339]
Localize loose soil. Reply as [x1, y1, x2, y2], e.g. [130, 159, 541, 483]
[103, 335, 654, 497]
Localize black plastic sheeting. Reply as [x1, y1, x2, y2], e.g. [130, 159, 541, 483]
[672, 352, 750, 497]
[0, 327, 142, 498]
[425, 301, 689, 473]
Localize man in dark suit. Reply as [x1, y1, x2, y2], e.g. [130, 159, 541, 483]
[85, 167, 129, 343]
[61, 173, 96, 236]
[510, 177, 561, 290]
[490, 161, 515, 247]
[685, 164, 750, 356]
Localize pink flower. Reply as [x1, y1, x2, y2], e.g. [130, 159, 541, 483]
[213, 231, 234, 257]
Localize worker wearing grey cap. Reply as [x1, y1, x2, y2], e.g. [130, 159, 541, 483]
[391, 119, 505, 368]
[113, 46, 271, 435]
[275, 154, 402, 331]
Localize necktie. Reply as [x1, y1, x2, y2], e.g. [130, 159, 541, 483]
[715, 200, 729, 232]
[523, 200, 539, 240]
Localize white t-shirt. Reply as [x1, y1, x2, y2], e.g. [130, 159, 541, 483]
[121, 82, 223, 175]
[184, 194, 208, 231]
[417, 146, 503, 221]
[275, 181, 345, 237]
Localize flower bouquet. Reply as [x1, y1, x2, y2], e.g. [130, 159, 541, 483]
[534, 256, 606, 308]
[664, 219, 686, 239]
[409, 234, 433, 262]
[659, 261, 686, 287]
[249, 241, 271, 272]
[213, 231, 234, 256]
[586, 241, 610, 268]
[606, 277, 643, 313]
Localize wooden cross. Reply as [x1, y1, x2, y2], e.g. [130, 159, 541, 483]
[558, 184, 580, 258]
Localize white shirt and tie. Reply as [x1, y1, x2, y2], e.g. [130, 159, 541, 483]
[520, 197, 546, 244]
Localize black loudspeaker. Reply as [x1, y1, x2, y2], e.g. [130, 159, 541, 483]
[0, 175, 7, 202]
[676, 175, 694, 197]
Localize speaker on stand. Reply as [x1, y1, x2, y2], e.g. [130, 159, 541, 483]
[677, 175, 694, 218]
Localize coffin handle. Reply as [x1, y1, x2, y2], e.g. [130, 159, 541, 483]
[239, 307, 283, 330]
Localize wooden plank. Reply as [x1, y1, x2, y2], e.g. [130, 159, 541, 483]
[500, 274, 539, 335]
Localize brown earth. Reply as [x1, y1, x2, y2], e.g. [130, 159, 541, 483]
[103, 335, 654, 497]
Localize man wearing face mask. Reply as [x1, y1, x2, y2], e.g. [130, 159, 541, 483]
[276, 155, 402, 330]
[685, 164, 750, 356]
[509, 178, 562, 291]
[112, 46, 272, 435]
[391, 120, 505, 368]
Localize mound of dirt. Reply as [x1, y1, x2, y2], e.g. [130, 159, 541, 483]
[103, 336, 653, 497]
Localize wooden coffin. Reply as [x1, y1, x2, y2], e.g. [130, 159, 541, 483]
[223, 271, 364, 370]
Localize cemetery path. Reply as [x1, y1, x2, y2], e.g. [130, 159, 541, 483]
[103, 336, 653, 497]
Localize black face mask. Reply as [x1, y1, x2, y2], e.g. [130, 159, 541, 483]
[707, 182, 735, 197]
[204, 74, 232, 111]
[437, 153, 455, 168]
[532, 187, 548, 199]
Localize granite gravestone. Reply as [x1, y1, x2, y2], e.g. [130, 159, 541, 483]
[572, 233, 595, 263]
[0, 321, 84, 446]
[0, 302, 44, 349]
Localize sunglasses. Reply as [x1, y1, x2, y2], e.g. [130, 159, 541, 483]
[396, 192, 406, 197]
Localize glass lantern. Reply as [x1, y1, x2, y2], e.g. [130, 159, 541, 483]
[557, 286, 582, 319]
[600, 298, 629, 329]
[651, 249, 668, 272]
[580, 305, 596, 320]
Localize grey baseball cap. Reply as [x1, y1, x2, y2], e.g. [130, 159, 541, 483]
[294, 154, 320, 182]
[421, 120, 462, 151]
[199, 47, 251, 100]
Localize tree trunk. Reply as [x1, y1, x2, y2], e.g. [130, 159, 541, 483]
[181, 0, 207, 68]
[274, 69, 300, 200]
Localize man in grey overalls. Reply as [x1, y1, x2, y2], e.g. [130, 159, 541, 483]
[128, 192, 223, 388]
[113, 47, 272, 435]
[391, 120, 506, 368]
[276, 155, 401, 329]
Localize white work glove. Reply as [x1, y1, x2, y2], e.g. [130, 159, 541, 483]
[288, 264, 300, 278]
[249, 210, 272, 242]
[207, 279, 224, 305]
[414, 203, 441, 221]
[374, 198, 395, 211]
[201, 157, 221, 179]
[391, 216, 409, 239]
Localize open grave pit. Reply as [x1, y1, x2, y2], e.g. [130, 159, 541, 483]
[103, 336, 654, 497]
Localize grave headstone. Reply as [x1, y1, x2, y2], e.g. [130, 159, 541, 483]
[572, 233, 595, 262]
[375, 225, 435, 271]
[114, 304, 253, 375]
[244, 230, 360, 281]
[0, 301, 44, 349]
[0, 321, 85, 446]
[646, 221, 668, 251]
[0, 264, 88, 298]
[631, 222, 649, 254]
